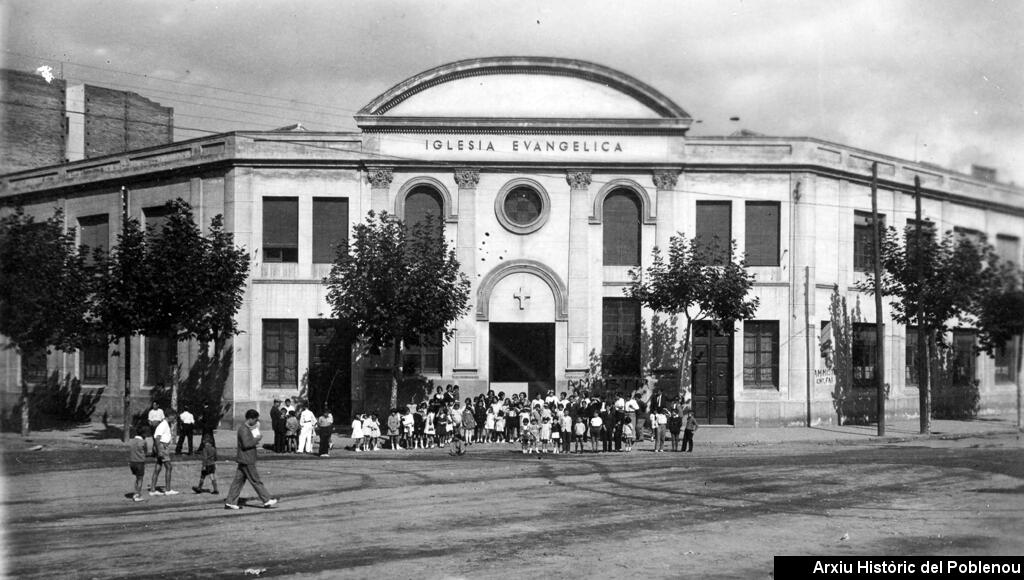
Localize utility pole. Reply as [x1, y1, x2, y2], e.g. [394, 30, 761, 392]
[914, 176, 930, 434]
[121, 185, 132, 443]
[871, 163, 886, 436]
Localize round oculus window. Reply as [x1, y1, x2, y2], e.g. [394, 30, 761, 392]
[503, 187, 542, 226]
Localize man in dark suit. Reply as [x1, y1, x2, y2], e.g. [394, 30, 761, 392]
[269, 399, 284, 453]
[224, 409, 278, 510]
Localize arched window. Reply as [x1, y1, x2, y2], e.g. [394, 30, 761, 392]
[404, 186, 444, 230]
[603, 190, 641, 265]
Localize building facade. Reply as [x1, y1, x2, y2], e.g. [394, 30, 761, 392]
[1, 57, 1021, 427]
[1, 69, 174, 173]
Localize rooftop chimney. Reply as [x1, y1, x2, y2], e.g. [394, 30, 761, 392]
[971, 164, 997, 183]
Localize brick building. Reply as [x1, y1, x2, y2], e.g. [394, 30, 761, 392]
[1, 69, 173, 173]
[0, 57, 1021, 428]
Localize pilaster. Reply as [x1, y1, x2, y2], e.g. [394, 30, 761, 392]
[366, 167, 394, 214]
[454, 168, 479, 372]
[566, 170, 592, 369]
[653, 169, 680, 250]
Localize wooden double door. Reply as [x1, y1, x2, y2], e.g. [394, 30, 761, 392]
[691, 322, 734, 425]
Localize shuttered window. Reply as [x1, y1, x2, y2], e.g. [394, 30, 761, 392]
[854, 211, 884, 272]
[263, 319, 299, 388]
[405, 187, 444, 230]
[743, 321, 779, 388]
[852, 323, 877, 388]
[744, 202, 779, 266]
[145, 336, 176, 387]
[263, 197, 298, 263]
[996, 234, 1020, 266]
[403, 332, 442, 376]
[905, 327, 919, 386]
[995, 337, 1017, 384]
[143, 205, 173, 235]
[696, 201, 731, 264]
[78, 214, 109, 262]
[602, 298, 641, 376]
[952, 330, 977, 386]
[22, 349, 48, 385]
[603, 191, 641, 266]
[81, 343, 108, 385]
[313, 198, 348, 263]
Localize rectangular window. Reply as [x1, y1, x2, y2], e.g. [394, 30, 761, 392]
[853, 211, 885, 272]
[263, 197, 299, 263]
[996, 234, 1020, 266]
[952, 329, 977, 386]
[744, 202, 780, 266]
[602, 298, 641, 376]
[852, 323, 877, 388]
[994, 337, 1017, 384]
[143, 205, 173, 235]
[81, 343, 108, 385]
[403, 332, 442, 375]
[77, 214, 109, 262]
[145, 336, 177, 387]
[743, 321, 779, 388]
[263, 319, 299, 388]
[312, 197, 349, 263]
[953, 227, 986, 247]
[905, 327, 919, 386]
[22, 349, 48, 384]
[696, 201, 731, 264]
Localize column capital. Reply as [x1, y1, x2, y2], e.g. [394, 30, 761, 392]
[365, 167, 394, 188]
[454, 168, 480, 188]
[565, 170, 592, 190]
[652, 170, 680, 191]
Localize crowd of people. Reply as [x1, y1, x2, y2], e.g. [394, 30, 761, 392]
[344, 386, 699, 455]
[127, 387, 698, 507]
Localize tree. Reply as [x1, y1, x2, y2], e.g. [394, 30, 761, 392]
[0, 207, 91, 435]
[93, 199, 249, 439]
[626, 234, 759, 400]
[324, 211, 470, 409]
[859, 221, 989, 433]
[972, 257, 1024, 435]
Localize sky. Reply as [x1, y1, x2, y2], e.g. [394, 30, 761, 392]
[3, 0, 1023, 185]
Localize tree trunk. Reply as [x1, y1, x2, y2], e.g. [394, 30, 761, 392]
[918, 325, 931, 435]
[390, 337, 401, 410]
[679, 318, 693, 402]
[169, 333, 179, 412]
[1016, 332, 1023, 437]
[122, 335, 132, 443]
[20, 382, 30, 437]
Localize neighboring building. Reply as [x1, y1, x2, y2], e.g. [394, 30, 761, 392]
[1, 68, 173, 173]
[1, 57, 1021, 427]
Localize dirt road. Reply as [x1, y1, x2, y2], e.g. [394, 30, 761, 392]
[3, 435, 1023, 579]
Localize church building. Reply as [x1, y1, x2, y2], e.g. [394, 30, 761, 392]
[1, 57, 1021, 427]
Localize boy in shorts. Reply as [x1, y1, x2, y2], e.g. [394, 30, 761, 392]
[192, 432, 219, 494]
[128, 425, 152, 501]
[150, 411, 179, 495]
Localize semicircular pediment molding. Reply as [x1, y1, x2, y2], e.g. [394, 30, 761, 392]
[476, 259, 568, 321]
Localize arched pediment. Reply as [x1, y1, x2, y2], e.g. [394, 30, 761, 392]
[590, 179, 656, 225]
[356, 57, 692, 133]
[476, 259, 568, 321]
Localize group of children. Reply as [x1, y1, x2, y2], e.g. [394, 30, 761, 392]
[344, 396, 699, 456]
[127, 423, 219, 502]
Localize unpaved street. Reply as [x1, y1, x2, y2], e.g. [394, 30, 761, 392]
[3, 435, 1023, 579]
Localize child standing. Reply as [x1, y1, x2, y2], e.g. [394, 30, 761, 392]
[285, 411, 299, 453]
[539, 416, 552, 453]
[589, 412, 603, 453]
[668, 409, 683, 452]
[652, 408, 669, 452]
[682, 408, 699, 452]
[559, 410, 572, 453]
[127, 425, 152, 502]
[192, 432, 219, 494]
[494, 411, 506, 443]
[483, 407, 495, 444]
[573, 416, 586, 453]
[387, 409, 402, 450]
[350, 414, 364, 452]
[402, 407, 415, 449]
[622, 417, 635, 452]
[424, 408, 436, 448]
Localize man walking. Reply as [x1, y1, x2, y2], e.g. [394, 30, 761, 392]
[175, 407, 195, 455]
[150, 411, 179, 495]
[224, 409, 278, 510]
